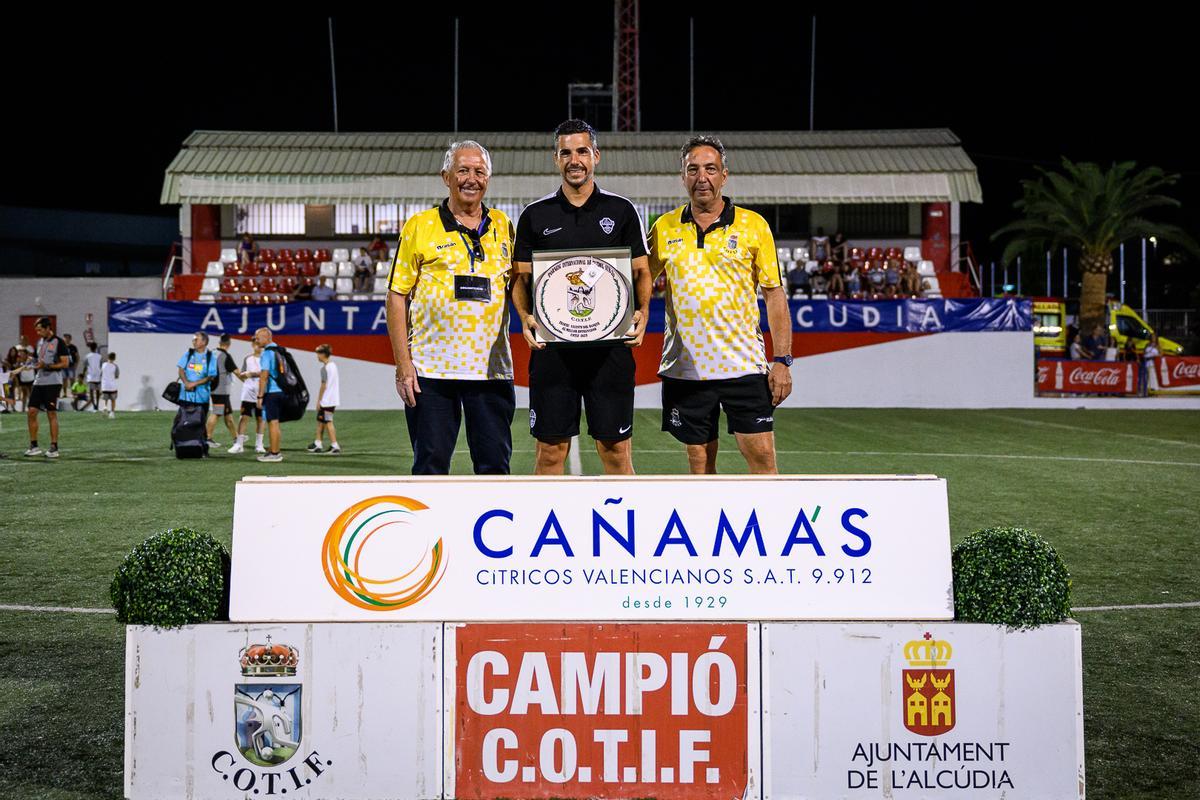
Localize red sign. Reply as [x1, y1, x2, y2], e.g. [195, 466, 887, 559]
[1155, 356, 1200, 389]
[1036, 360, 1136, 395]
[454, 623, 749, 799]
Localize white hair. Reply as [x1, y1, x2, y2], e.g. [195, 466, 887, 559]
[442, 140, 492, 175]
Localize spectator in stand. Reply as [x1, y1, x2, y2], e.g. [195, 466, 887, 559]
[1083, 324, 1107, 357]
[312, 276, 336, 301]
[229, 340, 265, 454]
[900, 262, 921, 297]
[24, 317, 70, 458]
[830, 231, 848, 265]
[307, 344, 342, 455]
[84, 341, 103, 412]
[884, 258, 901, 297]
[787, 263, 810, 297]
[352, 247, 375, 292]
[239, 233, 259, 266]
[827, 260, 845, 295]
[367, 235, 390, 264]
[866, 260, 886, 297]
[843, 261, 862, 296]
[100, 352, 119, 417]
[292, 279, 315, 302]
[810, 227, 829, 261]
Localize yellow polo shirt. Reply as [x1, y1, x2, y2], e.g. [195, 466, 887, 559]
[648, 199, 781, 380]
[389, 201, 514, 380]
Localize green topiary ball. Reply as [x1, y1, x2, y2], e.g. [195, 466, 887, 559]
[110, 528, 230, 627]
[952, 526, 1071, 627]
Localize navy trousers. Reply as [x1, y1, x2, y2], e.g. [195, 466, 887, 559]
[404, 378, 515, 475]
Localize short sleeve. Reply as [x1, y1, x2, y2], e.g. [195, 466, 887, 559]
[389, 216, 423, 294]
[647, 217, 665, 278]
[177, 352, 188, 370]
[753, 215, 782, 288]
[621, 202, 649, 258]
[514, 207, 535, 262]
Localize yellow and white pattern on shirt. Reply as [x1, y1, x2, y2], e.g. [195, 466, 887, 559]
[389, 206, 514, 380]
[649, 204, 781, 380]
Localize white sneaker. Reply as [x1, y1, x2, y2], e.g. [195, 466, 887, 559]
[255, 445, 267, 454]
[256, 452, 284, 463]
[228, 441, 244, 454]
[108, 411, 115, 419]
[45, 448, 60, 459]
[24, 446, 43, 457]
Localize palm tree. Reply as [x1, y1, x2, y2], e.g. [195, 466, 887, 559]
[991, 159, 1198, 334]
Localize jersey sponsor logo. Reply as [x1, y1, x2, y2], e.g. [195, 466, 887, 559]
[599, 217, 616, 235]
[542, 227, 563, 236]
[667, 237, 684, 246]
[436, 242, 457, 250]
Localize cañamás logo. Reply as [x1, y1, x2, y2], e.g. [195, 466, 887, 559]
[322, 495, 447, 610]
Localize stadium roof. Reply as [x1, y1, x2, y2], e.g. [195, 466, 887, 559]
[162, 129, 982, 206]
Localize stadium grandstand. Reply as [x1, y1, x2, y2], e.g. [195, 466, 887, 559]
[161, 129, 983, 304]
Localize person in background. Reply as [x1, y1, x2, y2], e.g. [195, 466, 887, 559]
[1141, 333, 1161, 396]
[367, 234, 390, 264]
[100, 352, 119, 418]
[254, 328, 286, 463]
[307, 344, 342, 454]
[25, 317, 70, 458]
[84, 341, 103, 412]
[205, 333, 238, 447]
[15, 344, 35, 412]
[60, 333, 80, 395]
[311, 276, 336, 301]
[70, 374, 90, 411]
[352, 247, 375, 292]
[0, 355, 12, 413]
[229, 340, 265, 454]
[239, 233, 259, 266]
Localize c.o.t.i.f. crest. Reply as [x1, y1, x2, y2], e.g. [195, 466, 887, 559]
[235, 636, 303, 766]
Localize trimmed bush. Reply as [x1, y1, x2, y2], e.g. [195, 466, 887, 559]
[952, 526, 1071, 628]
[110, 528, 230, 627]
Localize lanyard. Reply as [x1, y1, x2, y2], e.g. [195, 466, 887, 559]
[459, 229, 485, 273]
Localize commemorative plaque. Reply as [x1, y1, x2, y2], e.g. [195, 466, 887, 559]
[531, 247, 634, 345]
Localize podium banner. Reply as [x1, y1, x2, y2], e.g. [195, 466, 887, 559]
[229, 476, 953, 622]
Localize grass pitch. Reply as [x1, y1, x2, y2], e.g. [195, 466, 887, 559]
[0, 407, 1197, 799]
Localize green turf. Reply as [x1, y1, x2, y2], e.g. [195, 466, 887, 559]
[0, 407, 1197, 799]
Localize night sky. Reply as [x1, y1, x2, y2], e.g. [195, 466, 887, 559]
[4, 7, 1196, 278]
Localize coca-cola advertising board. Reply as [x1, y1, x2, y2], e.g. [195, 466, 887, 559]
[1153, 356, 1200, 393]
[1036, 360, 1136, 395]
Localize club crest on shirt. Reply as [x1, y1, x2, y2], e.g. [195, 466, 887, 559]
[727, 233, 739, 250]
[501, 242, 509, 260]
[599, 217, 616, 235]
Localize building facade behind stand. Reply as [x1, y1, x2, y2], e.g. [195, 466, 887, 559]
[161, 129, 982, 302]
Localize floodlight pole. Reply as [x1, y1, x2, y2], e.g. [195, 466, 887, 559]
[809, 16, 817, 130]
[1062, 247, 1068, 298]
[689, 17, 695, 132]
[453, 18, 460, 133]
[1141, 237, 1148, 318]
[989, 261, 995, 296]
[1119, 242, 1125, 304]
[1045, 250, 1051, 296]
[328, 18, 339, 133]
[1016, 256, 1022, 296]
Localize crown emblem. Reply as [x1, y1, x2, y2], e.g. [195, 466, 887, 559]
[239, 635, 299, 677]
[903, 632, 952, 667]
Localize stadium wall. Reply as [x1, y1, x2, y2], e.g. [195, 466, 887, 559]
[1, 277, 160, 346]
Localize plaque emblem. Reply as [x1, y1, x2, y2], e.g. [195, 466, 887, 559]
[534, 255, 631, 343]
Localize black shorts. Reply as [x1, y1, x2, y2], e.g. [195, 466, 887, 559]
[29, 384, 62, 411]
[101, 391, 117, 399]
[211, 394, 232, 415]
[317, 406, 336, 423]
[661, 374, 775, 445]
[240, 401, 260, 417]
[529, 346, 635, 441]
[262, 392, 285, 422]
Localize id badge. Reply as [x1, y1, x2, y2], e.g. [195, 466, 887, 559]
[454, 274, 491, 302]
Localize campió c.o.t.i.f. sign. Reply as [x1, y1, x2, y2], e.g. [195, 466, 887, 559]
[229, 476, 953, 622]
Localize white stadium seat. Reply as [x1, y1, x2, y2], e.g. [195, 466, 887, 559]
[220, 248, 238, 263]
[904, 246, 923, 262]
[810, 293, 828, 300]
[917, 260, 936, 277]
[205, 261, 224, 276]
[805, 260, 820, 274]
[373, 277, 390, 294]
[197, 294, 216, 304]
[375, 261, 390, 276]
[335, 277, 353, 294]
[318, 261, 337, 277]
[337, 261, 355, 277]
[351, 294, 372, 302]
[332, 248, 350, 262]
[792, 247, 810, 261]
[923, 276, 941, 295]
[201, 278, 220, 294]
[777, 247, 791, 262]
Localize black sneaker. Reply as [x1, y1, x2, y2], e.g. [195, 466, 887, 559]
[306, 443, 323, 453]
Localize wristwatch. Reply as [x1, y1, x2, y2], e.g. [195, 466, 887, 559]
[773, 355, 794, 367]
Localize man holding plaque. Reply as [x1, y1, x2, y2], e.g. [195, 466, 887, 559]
[647, 135, 793, 474]
[512, 119, 652, 475]
[385, 140, 516, 475]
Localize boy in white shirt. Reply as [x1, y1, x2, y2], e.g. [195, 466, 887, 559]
[100, 352, 120, 417]
[308, 344, 341, 454]
[228, 341, 267, 454]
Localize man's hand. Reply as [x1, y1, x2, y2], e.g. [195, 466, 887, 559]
[624, 309, 647, 347]
[395, 363, 421, 407]
[769, 361, 793, 406]
[522, 314, 546, 350]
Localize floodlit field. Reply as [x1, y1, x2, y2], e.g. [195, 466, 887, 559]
[1, 408, 1197, 799]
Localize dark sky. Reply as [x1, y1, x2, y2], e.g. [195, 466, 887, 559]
[3, 7, 1197, 269]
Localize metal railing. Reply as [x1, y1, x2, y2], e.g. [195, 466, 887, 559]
[161, 241, 182, 299]
[952, 241, 982, 295]
[1144, 308, 1194, 339]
